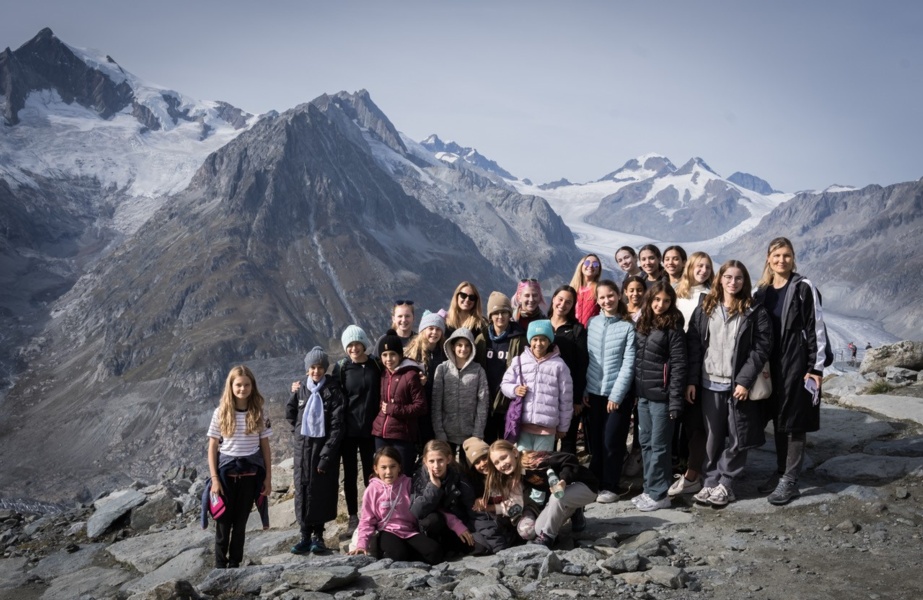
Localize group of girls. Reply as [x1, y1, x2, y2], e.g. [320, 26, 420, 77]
[204, 236, 827, 567]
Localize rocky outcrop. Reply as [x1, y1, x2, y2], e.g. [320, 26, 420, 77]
[860, 340, 923, 374]
[728, 171, 776, 195]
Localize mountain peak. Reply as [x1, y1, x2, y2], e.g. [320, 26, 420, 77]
[674, 157, 718, 177]
[728, 171, 777, 195]
[419, 134, 516, 180]
[599, 153, 675, 183]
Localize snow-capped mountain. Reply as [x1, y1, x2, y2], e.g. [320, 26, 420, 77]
[727, 171, 777, 195]
[420, 134, 517, 181]
[599, 154, 677, 183]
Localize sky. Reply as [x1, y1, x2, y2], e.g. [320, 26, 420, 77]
[2, 0, 921, 192]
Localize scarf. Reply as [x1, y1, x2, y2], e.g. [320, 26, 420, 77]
[301, 375, 326, 438]
[488, 325, 510, 343]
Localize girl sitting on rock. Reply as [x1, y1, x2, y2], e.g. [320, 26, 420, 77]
[410, 440, 477, 555]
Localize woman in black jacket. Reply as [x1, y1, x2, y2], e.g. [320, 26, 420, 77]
[548, 285, 589, 455]
[753, 237, 829, 505]
[686, 260, 772, 507]
[632, 281, 686, 512]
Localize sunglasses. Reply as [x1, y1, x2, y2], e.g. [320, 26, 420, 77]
[519, 278, 538, 283]
[583, 260, 600, 268]
[394, 299, 414, 306]
[457, 291, 478, 302]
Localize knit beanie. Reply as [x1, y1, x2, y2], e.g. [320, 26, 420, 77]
[304, 346, 329, 371]
[341, 325, 371, 352]
[527, 319, 554, 343]
[377, 329, 405, 358]
[487, 291, 512, 316]
[419, 310, 446, 334]
[463, 437, 490, 465]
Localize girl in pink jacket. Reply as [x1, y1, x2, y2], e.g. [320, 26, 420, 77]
[349, 446, 444, 564]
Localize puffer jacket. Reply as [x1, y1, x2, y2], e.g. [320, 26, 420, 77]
[431, 328, 490, 445]
[586, 314, 637, 405]
[371, 359, 427, 442]
[634, 324, 687, 414]
[500, 346, 573, 433]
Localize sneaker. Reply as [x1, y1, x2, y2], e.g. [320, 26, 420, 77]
[596, 490, 619, 503]
[706, 484, 735, 507]
[668, 474, 703, 497]
[309, 535, 329, 554]
[570, 508, 586, 532]
[531, 531, 555, 548]
[631, 492, 653, 507]
[623, 448, 643, 477]
[290, 539, 312, 555]
[693, 486, 714, 505]
[757, 472, 783, 494]
[767, 478, 800, 506]
[346, 514, 359, 535]
[638, 495, 671, 512]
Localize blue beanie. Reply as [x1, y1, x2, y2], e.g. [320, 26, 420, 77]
[419, 310, 445, 333]
[341, 325, 371, 352]
[527, 319, 554, 343]
[304, 346, 329, 371]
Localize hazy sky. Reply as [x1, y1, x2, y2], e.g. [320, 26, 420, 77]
[3, 0, 921, 191]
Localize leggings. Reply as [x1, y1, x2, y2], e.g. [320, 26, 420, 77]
[378, 531, 445, 564]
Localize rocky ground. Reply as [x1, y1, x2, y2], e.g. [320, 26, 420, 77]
[2, 358, 923, 600]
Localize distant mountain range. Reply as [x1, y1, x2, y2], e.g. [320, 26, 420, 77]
[0, 29, 578, 501]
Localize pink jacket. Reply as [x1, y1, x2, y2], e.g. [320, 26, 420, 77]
[356, 474, 419, 550]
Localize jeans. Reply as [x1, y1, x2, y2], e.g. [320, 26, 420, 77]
[637, 397, 673, 501]
[585, 393, 634, 492]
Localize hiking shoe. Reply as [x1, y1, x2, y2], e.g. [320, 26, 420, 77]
[531, 531, 555, 548]
[638, 495, 672, 512]
[707, 484, 735, 507]
[570, 508, 587, 532]
[767, 479, 800, 506]
[309, 535, 329, 554]
[693, 486, 714, 505]
[668, 474, 703, 497]
[596, 489, 619, 503]
[290, 539, 312, 555]
[346, 514, 360, 535]
[757, 472, 783, 494]
[623, 448, 643, 477]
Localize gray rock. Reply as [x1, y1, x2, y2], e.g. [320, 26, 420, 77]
[539, 551, 563, 579]
[495, 544, 554, 562]
[822, 373, 867, 399]
[645, 565, 688, 589]
[428, 575, 458, 591]
[560, 547, 603, 574]
[282, 565, 360, 592]
[864, 436, 923, 457]
[861, 341, 923, 374]
[198, 564, 284, 595]
[29, 543, 106, 580]
[131, 492, 180, 531]
[452, 575, 513, 599]
[885, 366, 919, 383]
[816, 454, 923, 483]
[618, 530, 661, 553]
[243, 527, 301, 556]
[66, 521, 86, 537]
[23, 514, 53, 536]
[88, 488, 147, 539]
[836, 520, 861, 534]
[107, 526, 212, 573]
[600, 551, 643, 574]
[274, 457, 295, 492]
[0, 557, 28, 590]
[41, 566, 133, 600]
[126, 579, 203, 600]
[359, 567, 430, 588]
[122, 547, 206, 595]
[248, 496, 296, 531]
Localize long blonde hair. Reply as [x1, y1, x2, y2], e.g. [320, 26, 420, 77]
[482, 440, 522, 503]
[405, 328, 443, 372]
[757, 237, 797, 288]
[568, 253, 601, 293]
[702, 260, 753, 318]
[675, 251, 714, 299]
[446, 281, 487, 331]
[217, 365, 266, 438]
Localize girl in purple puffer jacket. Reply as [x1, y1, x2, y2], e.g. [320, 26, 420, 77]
[500, 320, 573, 452]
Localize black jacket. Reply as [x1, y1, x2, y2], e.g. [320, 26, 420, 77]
[634, 323, 687, 414]
[686, 303, 772, 450]
[754, 273, 827, 433]
[332, 357, 382, 438]
[553, 319, 589, 402]
[522, 451, 600, 502]
[410, 464, 477, 530]
[285, 376, 346, 524]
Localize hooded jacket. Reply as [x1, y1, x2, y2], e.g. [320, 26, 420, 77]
[586, 313, 637, 405]
[500, 346, 573, 433]
[371, 359, 427, 441]
[431, 328, 490, 445]
[355, 474, 418, 551]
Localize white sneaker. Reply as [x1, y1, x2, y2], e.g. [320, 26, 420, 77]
[668, 474, 703, 497]
[596, 490, 619, 503]
[693, 486, 714, 505]
[707, 483, 735, 506]
[632, 493, 653, 507]
[638, 495, 671, 512]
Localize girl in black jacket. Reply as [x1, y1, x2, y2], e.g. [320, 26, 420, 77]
[548, 285, 589, 455]
[686, 261, 772, 507]
[632, 281, 686, 511]
[753, 237, 829, 505]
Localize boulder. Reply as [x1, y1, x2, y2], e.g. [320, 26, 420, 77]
[453, 575, 513, 599]
[816, 454, 923, 483]
[0, 557, 29, 590]
[860, 341, 923, 374]
[121, 547, 206, 595]
[126, 579, 203, 600]
[884, 366, 920, 384]
[30, 543, 106, 580]
[864, 436, 923, 457]
[41, 566, 132, 600]
[87, 488, 147, 539]
[107, 526, 212, 573]
[198, 564, 283, 595]
[131, 492, 180, 531]
[281, 565, 359, 591]
[274, 457, 295, 492]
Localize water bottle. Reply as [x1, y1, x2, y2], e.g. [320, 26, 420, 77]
[546, 468, 565, 499]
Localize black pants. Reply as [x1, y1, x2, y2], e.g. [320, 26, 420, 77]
[378, 531, 445, 565]
[375, 437, 417, 475]
[585, 393, 634, 492]
[214, 474, 259, 568]
[342, 435, 375, 515]
[559, 405, 584, 455]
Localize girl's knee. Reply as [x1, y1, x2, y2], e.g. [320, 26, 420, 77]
[517, 516, 536, 540]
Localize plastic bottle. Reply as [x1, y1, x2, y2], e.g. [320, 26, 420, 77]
[546, 468, 565, 499]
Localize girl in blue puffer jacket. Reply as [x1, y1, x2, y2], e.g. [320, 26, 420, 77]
[500, 320, 573, 452]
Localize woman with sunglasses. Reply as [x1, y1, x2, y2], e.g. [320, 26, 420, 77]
[446, 281, 488, 366]
[569, 254, 602, 327]
[512, 279, 547, 331]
